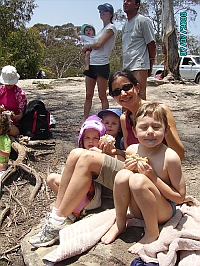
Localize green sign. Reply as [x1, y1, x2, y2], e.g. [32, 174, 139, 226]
[180, 12, 187, 56]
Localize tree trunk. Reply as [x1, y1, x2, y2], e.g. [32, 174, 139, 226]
[162, 0, 180, 80]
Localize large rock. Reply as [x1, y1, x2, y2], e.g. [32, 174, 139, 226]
[147, 76, 164, 86]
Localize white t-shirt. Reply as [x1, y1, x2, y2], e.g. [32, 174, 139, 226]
[90, 23, 117, 65]
[122, 14, 155, 70]
[80, 35, 95, 45]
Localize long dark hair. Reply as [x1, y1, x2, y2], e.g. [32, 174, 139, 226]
[108, 68, 139, 96]
[110, 12, 114, 24]
[0, 114, 10, 134]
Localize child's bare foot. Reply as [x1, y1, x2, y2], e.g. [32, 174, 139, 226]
[101, 222, 126, 244]
[128, 233, 159, 254]
[128, 242, 144, 254]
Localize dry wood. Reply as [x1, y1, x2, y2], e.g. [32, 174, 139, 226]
[1, 244, 20, 255]
[161, 0, 180, 79]
[18, 163, 42, 201]
[4, 186, 27, 216]
[0, 203, 10, 226]
[25, 139, 55, 147]
[17, 228, 31, 241]
[1, 138, 43, 201]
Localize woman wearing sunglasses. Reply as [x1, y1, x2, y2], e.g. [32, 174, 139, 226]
[108, 69, 184, 159]
[29, 69, 184, 248]
[82, 3, 117, 121]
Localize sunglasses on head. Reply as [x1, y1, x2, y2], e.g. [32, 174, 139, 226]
[111, 83, 133, 97]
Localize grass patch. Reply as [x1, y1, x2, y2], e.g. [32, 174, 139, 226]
[36, 82, 53, 90]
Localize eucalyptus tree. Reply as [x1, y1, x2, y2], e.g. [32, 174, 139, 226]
[162, 0, 180, 79]
[0, 0, 36, 41]
[4, 27, 44, 78]
[33, 23, 85, 78]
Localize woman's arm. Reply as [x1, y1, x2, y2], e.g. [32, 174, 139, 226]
[161, 103, 184, 161]
[82, 28, 114, 52]
[11, 111, 23, 122]
[120, 113, 129, 149]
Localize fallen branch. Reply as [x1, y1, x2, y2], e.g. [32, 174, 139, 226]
[25, 139, 56, 147]
[4, 186, 27, 216]
[17, 228, 31, 241]
[1, 244, 20, 255]
[0, 203, 10, 226]
[18, 163, 42, 201]
[1, 138, 42, 201]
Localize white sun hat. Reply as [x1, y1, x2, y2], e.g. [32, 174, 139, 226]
[0, 65, 20, 85]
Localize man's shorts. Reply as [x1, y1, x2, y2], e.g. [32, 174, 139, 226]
[94, 154, 124, 190]
[83, 64, 110, 80]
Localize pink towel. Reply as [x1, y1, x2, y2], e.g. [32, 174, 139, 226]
[43, 209, 116, 264]
[43, 196, 200, 266]
[139, 196, 200, 266]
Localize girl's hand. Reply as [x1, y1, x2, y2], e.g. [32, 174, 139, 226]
[11, 112, 17, 121]
[0, 104, 5, 113]
[99, 141, 117, 155]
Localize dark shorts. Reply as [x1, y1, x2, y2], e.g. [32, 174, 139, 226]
[168, 199, 176, 216]
[83, 64, 110, 80]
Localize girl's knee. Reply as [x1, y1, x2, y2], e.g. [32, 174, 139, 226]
[77, 150, 104, 170]
[68, 148, 85, 161]
[47, 173, 56, 185]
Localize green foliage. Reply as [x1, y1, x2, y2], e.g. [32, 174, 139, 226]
[32, 23, 85, 78]
[110, 30, 123, 73]
[187, 35, 200, 55]
[0, 0, 37, 41]
[3, 27, 44, 78]
[36, 82, 53, 90]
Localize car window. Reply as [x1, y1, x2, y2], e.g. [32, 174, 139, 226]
[193, 57, 200, 64]
[182, 57, 192, 65]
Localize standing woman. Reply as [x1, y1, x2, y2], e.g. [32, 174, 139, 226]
[82, 3, 117, 121]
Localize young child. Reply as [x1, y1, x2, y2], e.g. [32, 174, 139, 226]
[98, 108, 123, 150]
[47, 115, 106, 218]
[0, 114, 12, 174]
[29, 114, 123, 247]
[101, 102, 186, 254]
[73, 24, 95, 70]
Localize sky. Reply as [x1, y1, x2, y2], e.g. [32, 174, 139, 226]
[27, 0, 200, 36]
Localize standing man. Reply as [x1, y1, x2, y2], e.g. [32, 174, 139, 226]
[122, 0, 156, 100]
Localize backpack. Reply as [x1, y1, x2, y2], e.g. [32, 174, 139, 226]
[19, 100, 50, 140]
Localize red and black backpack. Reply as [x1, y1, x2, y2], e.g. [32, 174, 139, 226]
[19, 100, 50, 140]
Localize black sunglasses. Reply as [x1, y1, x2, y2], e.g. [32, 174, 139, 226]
[111, 83, 133, 97]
